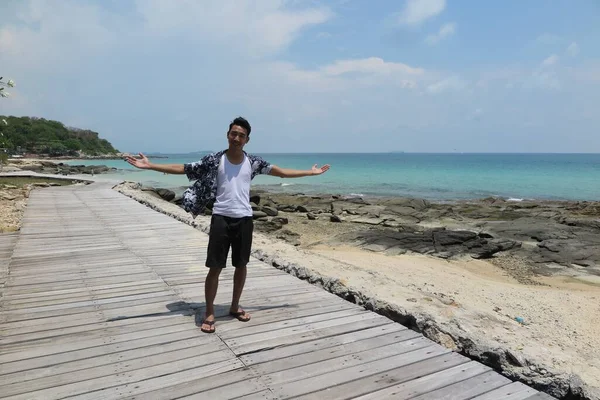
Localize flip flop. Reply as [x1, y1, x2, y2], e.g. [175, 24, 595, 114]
[200, 319, 215, 333]
[229, 309, 251, 322]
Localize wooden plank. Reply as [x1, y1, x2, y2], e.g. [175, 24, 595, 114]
[0, 279, 165, 300]
[1, 290, 175, 315]
[119, 368, 263, 400]
[470, 382, 540, 400]
[175, 379, 269, 400]
[0, 340, 230, 397]
[0, 322, 200, 363]
[3, 284, 170, 309]
[0, 300, 189, 337]
[409, 371, 512, 400]
[1, 294, 179, 323]
[215, 302, 363, 334]
[523, 393, 557, 399]
[240, 323, 406, 365]
[116, 367, 258, 400]
[0, 334, 221, 385]
[229, 317, 395, 355]
[2, 357, 243, 400]
[0, 313, 191, 347]
[229, 389, 277, 400]
[269, 349, 463, 399]
[224, 312, 387, 349]
[353, 361, 493, 399]
[219, 308, 367, 340]
[256, 336, 434, 382]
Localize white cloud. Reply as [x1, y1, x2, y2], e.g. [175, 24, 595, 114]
[321, 57, 425, 76]
[134, 1, 332, 56]
[541, 54, 559, 67]
[258, 57, 426, 96]
[567, 42, 580, 57]
[398, 0, 446, 26]
[0, 1, 118, 68]
[425, 22, 456, 45]
[427, 76, 466, 94]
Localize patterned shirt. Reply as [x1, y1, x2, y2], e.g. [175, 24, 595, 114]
[181, 150, 272, 217]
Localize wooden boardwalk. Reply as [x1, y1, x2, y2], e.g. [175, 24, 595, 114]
[0, 182, 555, 399]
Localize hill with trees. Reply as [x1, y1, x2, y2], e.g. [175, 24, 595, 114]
[0, 116, 119, 157]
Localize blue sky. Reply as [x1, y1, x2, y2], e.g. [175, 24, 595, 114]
[1, 0, 599, 153]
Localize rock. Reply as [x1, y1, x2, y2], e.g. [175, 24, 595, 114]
[20, 164, 43, 172]
[330, 215, 342, 223]
[155, 188, 175, 202]
[297, 205, 309, 212]
[272, 217, 288, 225]
[254, 219, 282, 232]
[307, 212, 316, 220]
[382, 220, 403, 228]
[433, 230, 478, 246]
[276, 229, 301, 246]
[262, 206, 278, 216]
[1, 193, 18, 201]
[472, 240, 521, 259]
[338, 227, 518, 259]
[505, 350, 527, 367]
[380, 197, 430, 210]
[350, 217, 383, 225]
[250, 194, 261, 205]
[3, 185, 18, 189]
[250, 202, 260, 211]
[252, 210, 267, 219]
[277, 204, 296, 212]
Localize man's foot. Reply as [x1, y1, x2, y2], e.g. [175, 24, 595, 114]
[229, 308, 251, 322]
[201, 316, 216, 333]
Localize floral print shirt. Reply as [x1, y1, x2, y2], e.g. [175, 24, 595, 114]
[181, 150, 272, 218]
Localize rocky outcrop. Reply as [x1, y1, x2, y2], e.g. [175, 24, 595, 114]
[245, 191, 600, 277]
[9, 161, 116, 176]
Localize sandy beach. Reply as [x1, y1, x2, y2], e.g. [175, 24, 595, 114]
[113, 182, 600, 399]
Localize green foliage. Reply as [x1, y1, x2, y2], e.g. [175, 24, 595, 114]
[0, 116, 119, 157]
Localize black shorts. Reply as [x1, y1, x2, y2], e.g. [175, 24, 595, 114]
[205, 214, 254, 268]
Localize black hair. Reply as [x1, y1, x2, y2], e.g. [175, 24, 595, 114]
[229, 117, 251, 136]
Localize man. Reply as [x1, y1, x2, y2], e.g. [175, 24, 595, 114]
[125, 117, 330, 333]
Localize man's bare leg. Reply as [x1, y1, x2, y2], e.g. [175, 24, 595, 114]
[201, 267, 221, 332]
[230, 266, 250, 321]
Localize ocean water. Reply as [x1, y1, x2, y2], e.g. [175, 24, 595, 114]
[69, 153, 600, 201]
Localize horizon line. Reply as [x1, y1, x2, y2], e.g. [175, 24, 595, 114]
[139, 151, 600, 155]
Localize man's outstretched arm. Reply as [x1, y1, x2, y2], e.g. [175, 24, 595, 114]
[125, 153, 185, 174]
[269, 164, 330, 178]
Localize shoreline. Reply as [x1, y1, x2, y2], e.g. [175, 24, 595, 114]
[114, 181, 600, 400]
[9, 157, 600, 203]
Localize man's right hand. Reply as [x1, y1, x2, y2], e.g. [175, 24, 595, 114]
[125, 153, 152, 169]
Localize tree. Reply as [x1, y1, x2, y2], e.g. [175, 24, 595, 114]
[0, 77, 15, 170]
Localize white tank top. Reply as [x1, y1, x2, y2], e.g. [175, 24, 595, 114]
[211, 154, 253, 218]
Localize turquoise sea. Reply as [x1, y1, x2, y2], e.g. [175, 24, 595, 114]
[69, 153, 600, 201]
